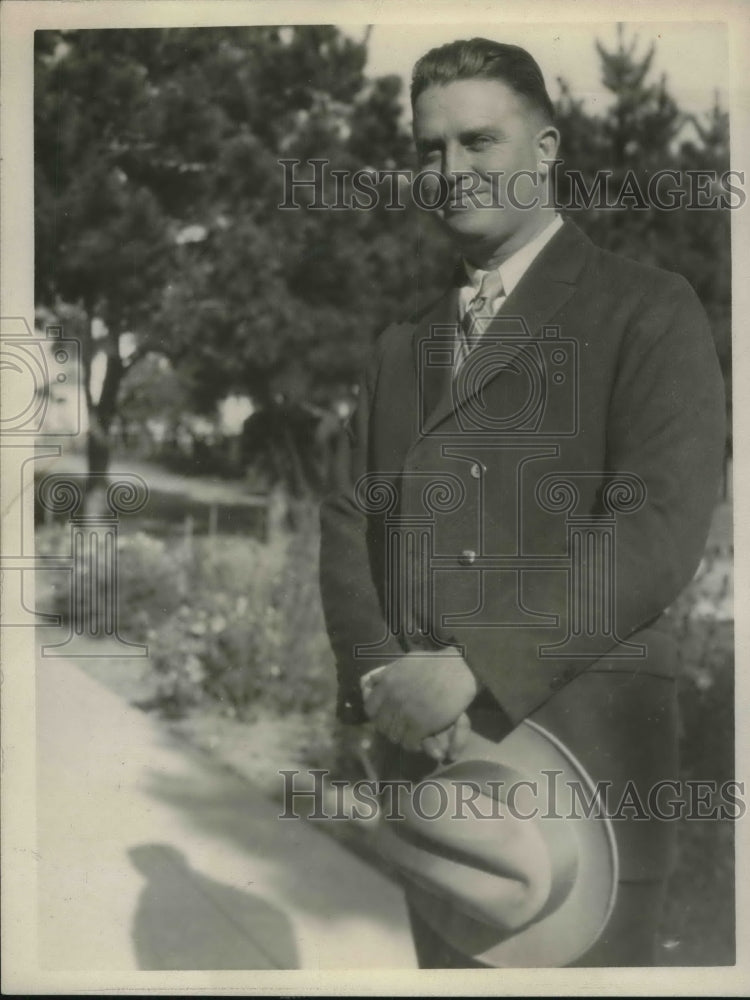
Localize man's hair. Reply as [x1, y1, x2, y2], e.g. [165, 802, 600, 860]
[410, 37, 555, 123]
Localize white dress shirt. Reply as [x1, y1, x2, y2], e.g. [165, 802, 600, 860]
[458, 214, 564, 320]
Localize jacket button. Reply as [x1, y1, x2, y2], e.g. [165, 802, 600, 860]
[459, 549, 477, 566]
[469, 463, 483, 479]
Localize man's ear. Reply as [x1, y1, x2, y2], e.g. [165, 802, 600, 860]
[535, 125, 560, 175]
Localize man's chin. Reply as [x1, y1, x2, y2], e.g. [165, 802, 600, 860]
[439, 209, 508, 248]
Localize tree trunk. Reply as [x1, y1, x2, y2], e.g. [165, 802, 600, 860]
[84, 340, 125, 515]
[84, 412, 112, 516]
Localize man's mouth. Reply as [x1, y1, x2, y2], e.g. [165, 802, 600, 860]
[444, 192, 503, 212]
[446, 187, 502, 209]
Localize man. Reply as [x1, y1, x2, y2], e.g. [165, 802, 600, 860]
[319, 38, 725, 967]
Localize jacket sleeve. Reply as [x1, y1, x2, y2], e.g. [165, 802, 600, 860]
[452, 272, 726, 725]
[319, 338, 406, 723]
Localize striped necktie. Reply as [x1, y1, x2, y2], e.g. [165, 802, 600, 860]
[457, 269, 505, 369]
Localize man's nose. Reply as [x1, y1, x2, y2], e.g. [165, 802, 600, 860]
[442, 143, 473, 187]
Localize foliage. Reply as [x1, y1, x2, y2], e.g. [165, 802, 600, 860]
[34, 26, 436, 489]
[149, 511, 335, 718]
[36, 505, 336, 720]
[36, 527, 188, 638]
[658, 545, 734, 965]
[554, 26, 731, 389]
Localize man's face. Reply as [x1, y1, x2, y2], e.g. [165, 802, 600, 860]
[412, 78, 557, 258]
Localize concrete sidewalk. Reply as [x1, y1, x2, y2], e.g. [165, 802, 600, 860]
[36, 658, 416, 971]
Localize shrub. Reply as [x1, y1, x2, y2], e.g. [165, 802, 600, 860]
[35, 527, 190, 639]
[151, 508, 334, 717]
[35, 501, 336, 719]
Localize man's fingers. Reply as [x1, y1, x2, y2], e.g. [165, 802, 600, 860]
[448, 713, 471, 758]
[421, 726, 454, 762]
[360, 665, 390, 700]
[363, 681, 387, 719]
[420, 716, 471, 763]
[421, 734, 448, 760]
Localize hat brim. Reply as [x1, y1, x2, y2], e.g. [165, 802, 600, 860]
[376, 717, 619, 967]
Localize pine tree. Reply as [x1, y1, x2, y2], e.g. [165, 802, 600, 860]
[555, 26, 730, 425]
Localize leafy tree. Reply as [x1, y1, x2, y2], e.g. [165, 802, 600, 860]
[35, 30, 174, 486]
[34, 26, 430, 497]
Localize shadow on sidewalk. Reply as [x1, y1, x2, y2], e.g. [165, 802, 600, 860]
[129, 844, 298, 970]
[141, 766, 407, 928]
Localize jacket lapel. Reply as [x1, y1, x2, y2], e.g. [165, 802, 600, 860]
[417, 220, 592, 436]
[411, 284, 462, 434]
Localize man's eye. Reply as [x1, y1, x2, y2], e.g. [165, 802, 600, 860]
[467, 136, 493, 151]
[420, 148, 441, 163]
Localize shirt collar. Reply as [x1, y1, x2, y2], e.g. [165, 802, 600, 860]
[463, 214, 564, 297]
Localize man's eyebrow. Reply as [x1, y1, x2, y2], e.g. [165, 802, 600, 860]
[459, 126, 505, 139]
[416, 125, 504, 144]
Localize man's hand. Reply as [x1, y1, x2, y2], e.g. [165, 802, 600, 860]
[421, 712, 471, 762]
[362, 649, 479, 751]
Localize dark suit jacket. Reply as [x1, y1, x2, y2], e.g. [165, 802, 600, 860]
[320, 219, 724, 857]
[321, 217, 724, 714]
